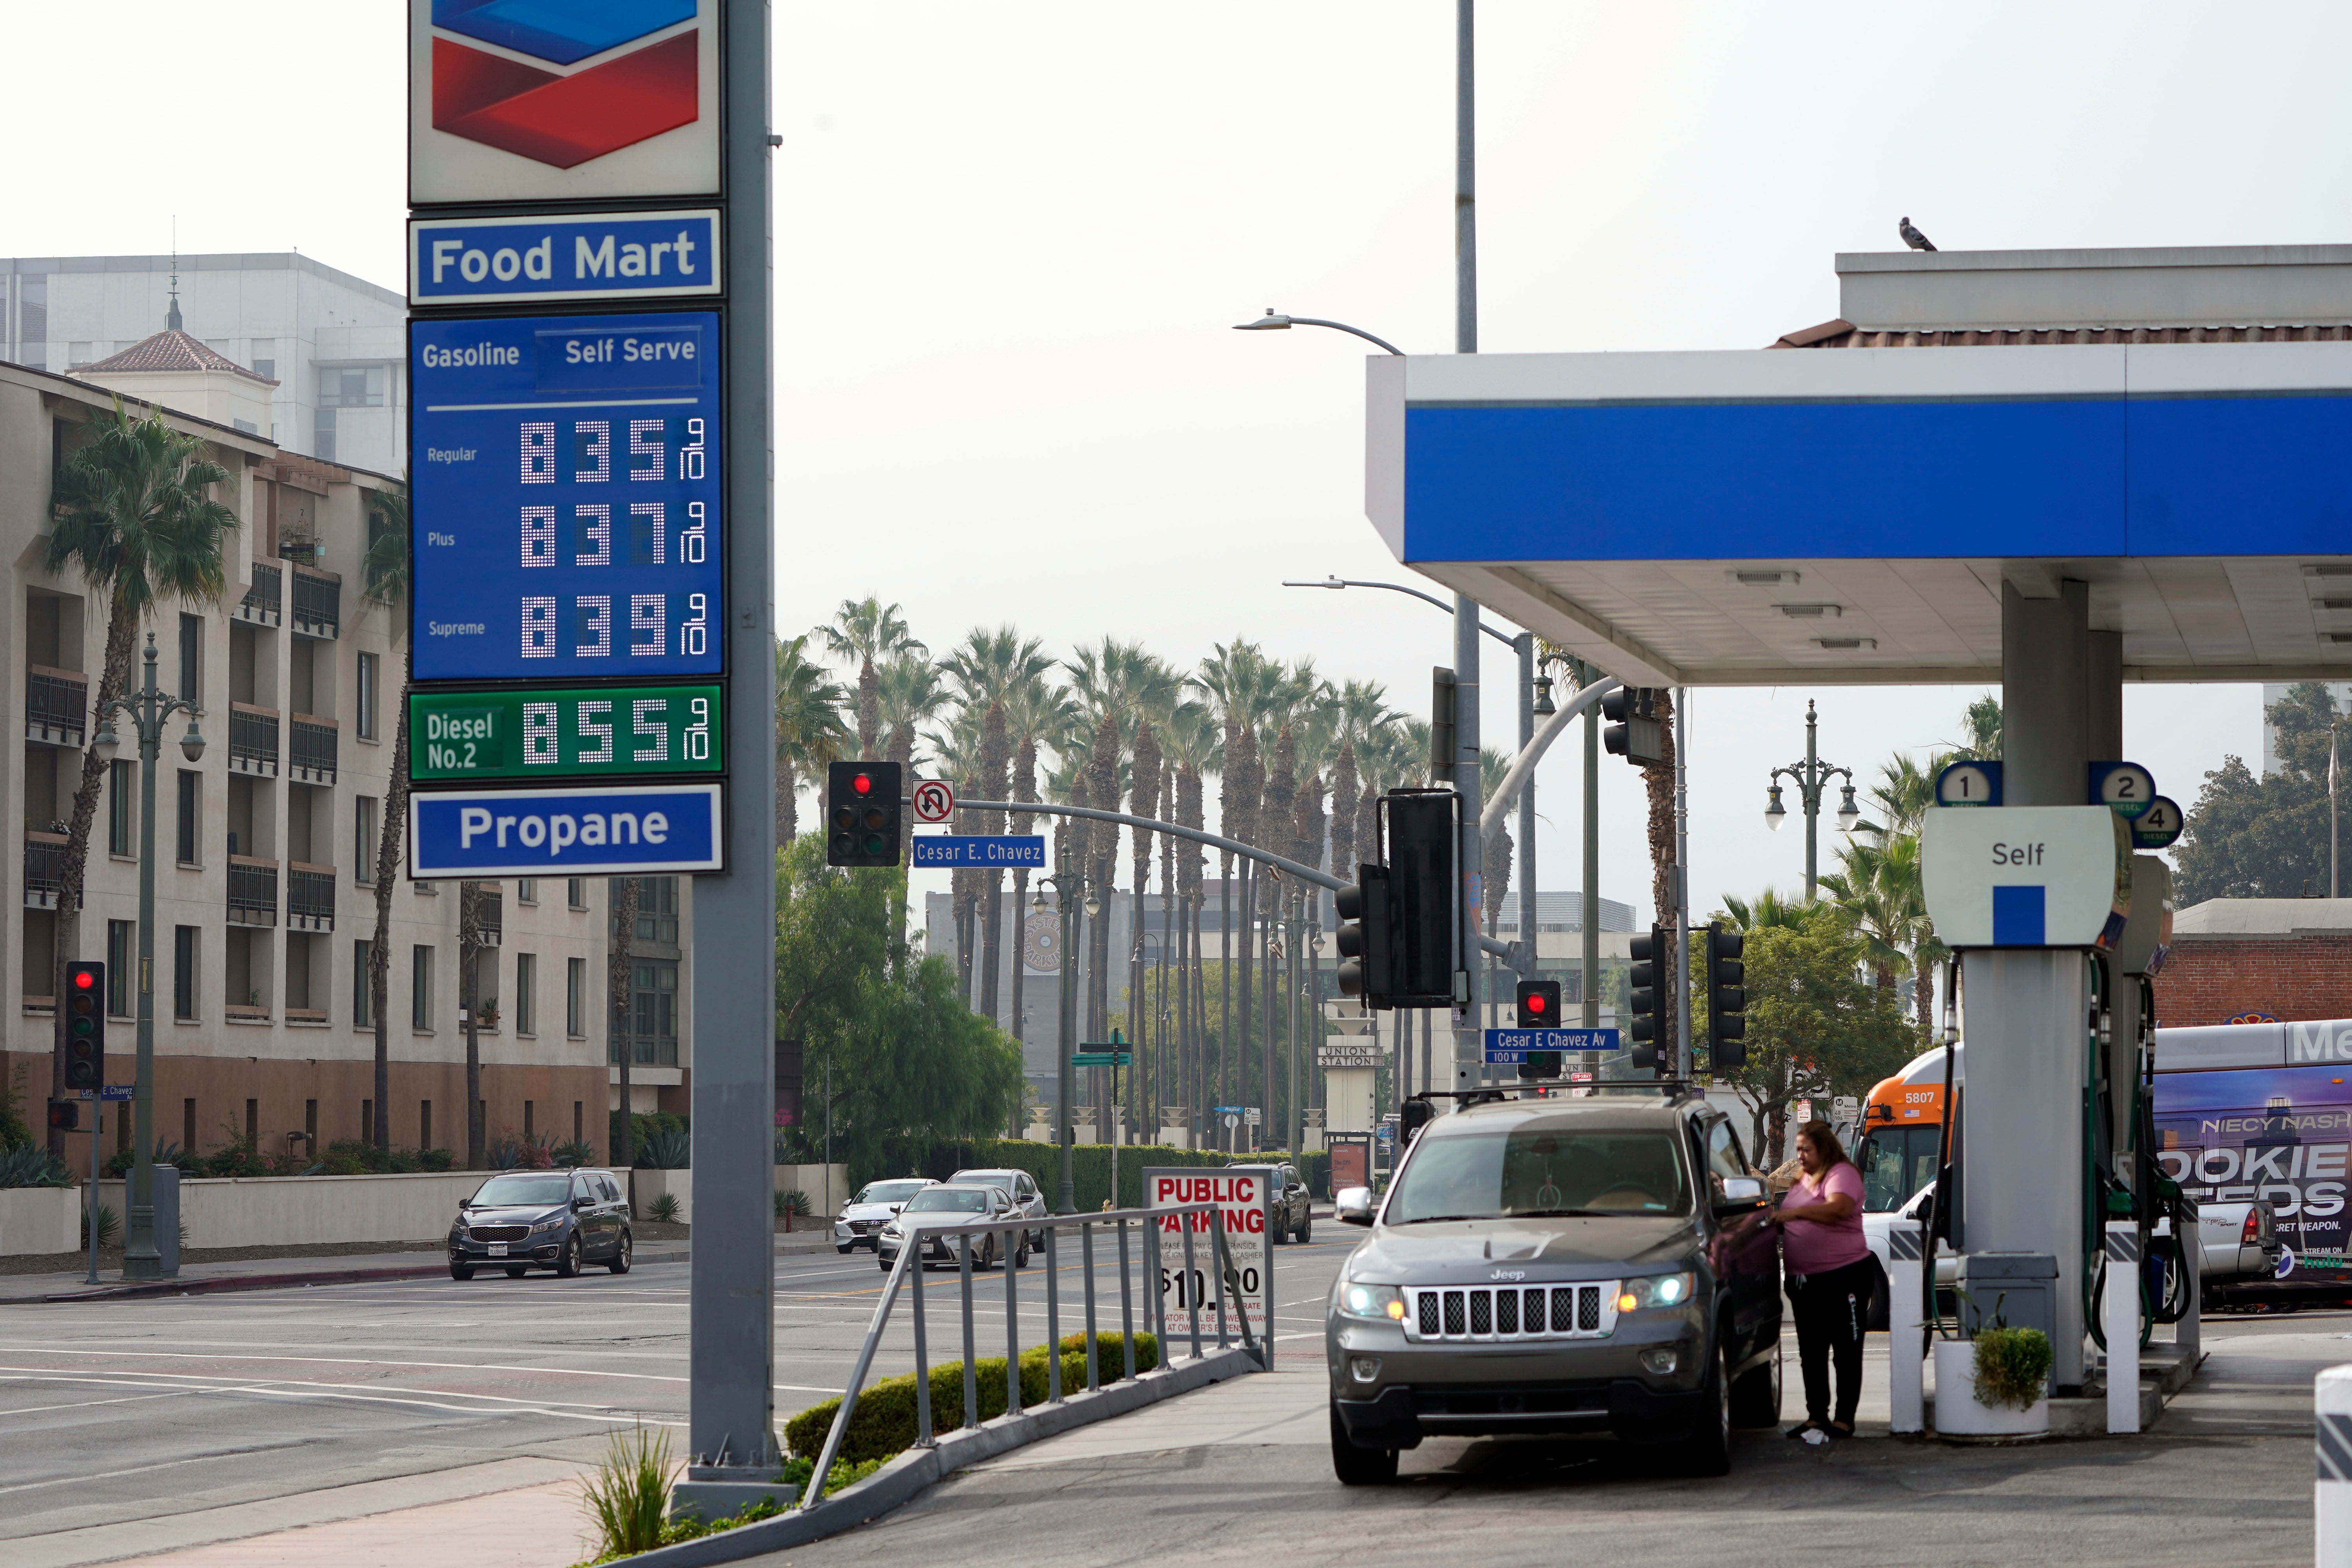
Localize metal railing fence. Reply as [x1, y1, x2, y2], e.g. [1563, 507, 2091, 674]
[798, 1201, 1255, 1511]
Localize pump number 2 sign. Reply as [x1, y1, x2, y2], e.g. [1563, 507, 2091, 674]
[1147, 1166, 1272, 1345]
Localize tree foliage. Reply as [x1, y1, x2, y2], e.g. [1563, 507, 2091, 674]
[2173, 681, 2339, 904]
[1705, 901, 1915, 1165]
[773, 835, 1025, 1178]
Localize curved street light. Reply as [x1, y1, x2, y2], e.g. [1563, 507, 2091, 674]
[1232, 310, 1405, 356]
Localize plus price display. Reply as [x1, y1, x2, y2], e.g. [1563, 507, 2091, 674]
[410, 310, 723, 682]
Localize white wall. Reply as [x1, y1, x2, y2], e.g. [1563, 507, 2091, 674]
[0, 1187, 81, 1256]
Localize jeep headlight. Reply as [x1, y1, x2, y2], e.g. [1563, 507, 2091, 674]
[1615, 1272, 1697, 1313]
[1337, 1282, 1406, 1322]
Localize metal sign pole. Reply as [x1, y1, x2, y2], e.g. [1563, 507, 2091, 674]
[688, 0, 779, 1472]
[85, 1095, 100, 1284]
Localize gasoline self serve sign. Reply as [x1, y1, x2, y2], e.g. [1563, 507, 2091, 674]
[1146, 1166, 1274, 1348]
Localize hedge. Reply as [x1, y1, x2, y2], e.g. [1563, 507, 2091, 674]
[783, 1332, 1159, 1463]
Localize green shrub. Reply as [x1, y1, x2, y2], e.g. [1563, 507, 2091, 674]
[80, 1203, 120, 1247]
[637, 1127, 690, 1169]
[782, 1332, 1159, 1465]
[0, 1062, 33, 1150]
[776, 1188, 812, 1218]
[578, 1425, 671, 1561]
[0, 1143, 68, 1188]
[648, 1192, 682, 1223]
[1971, 1325, 2053, 1410]
[552, 1139, 596, 1168]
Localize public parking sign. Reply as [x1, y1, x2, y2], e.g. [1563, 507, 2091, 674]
[410, 310, 723, 682]
[1147, 1166, 1273, 1354]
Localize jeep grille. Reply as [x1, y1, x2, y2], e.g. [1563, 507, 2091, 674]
[1404, 1283, 1618, 1343]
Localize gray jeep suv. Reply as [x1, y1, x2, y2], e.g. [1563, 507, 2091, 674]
[1325, 1092, 1780, 1483]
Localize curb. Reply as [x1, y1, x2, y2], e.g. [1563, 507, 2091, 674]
[20, 1246, 693, 1303]
[620, 1345, 1263, 1566]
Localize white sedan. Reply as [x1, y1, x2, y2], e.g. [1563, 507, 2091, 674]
[833, 1177, 936, 1253]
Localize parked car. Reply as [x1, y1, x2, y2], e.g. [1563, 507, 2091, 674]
[878, 1183, 1022, 1272]
[1270, 1163, 1312, 1244]
[1326, 1093, 1781, 1484]
[450, 1168, 632, 1279]
[947, 1167, 1048, 1249]
[835, 1178, 937, 1254]
[2194, 1198, 2284, 1304]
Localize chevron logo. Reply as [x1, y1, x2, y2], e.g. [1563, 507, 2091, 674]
[430, 0, 701, 170]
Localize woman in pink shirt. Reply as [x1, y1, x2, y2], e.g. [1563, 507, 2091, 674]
[1775, 1120, 1871, 1439]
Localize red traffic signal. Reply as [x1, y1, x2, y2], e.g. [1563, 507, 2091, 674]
[827, 761, 903, 867]
[72, 969, 95, 990]
[1515, 978, 1560, 1028]
[63, 961, 103, 1092]
[47, 1100, 79, 1132]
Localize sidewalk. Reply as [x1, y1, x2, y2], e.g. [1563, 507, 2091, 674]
[0, 1230, 844, 1304]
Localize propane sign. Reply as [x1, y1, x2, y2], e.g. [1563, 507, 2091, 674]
[1146, 1165, 1273, 1352]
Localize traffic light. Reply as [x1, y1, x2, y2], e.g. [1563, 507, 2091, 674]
[826, 761, 902, 867]
[1602, 688, 1666, 767]
[1382, 791, 1458, 1007]
[1398, 1095, 1436, 1147]
[1336, 865, 1398, 1009]
[1627, 924, 1669, 1071]
[1515, 978, 1563, 1081]
[1706, 924, 1746, 1071]
[47, 1100, 78, 1132]
[1430, 668, 1457, 783]
[63, 960, 103, 1093]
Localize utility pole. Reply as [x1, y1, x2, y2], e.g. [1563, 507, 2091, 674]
[1450, 0, 1485, 1096]
[1674, 691, 1692, 1080]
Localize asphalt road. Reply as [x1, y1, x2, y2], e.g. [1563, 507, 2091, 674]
[0, 1226, 1356, 1566]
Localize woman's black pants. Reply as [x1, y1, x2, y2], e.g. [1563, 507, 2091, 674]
[1789, 1257, 1873, 1426]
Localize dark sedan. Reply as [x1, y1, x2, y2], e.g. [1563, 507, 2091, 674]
[449, 1168, 633, 1279]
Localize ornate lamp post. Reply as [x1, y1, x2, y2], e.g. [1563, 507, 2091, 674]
[1764, 699, 1859, 900]
[93, 634, 205, 1279]
[1033, 847, 1096, 1213]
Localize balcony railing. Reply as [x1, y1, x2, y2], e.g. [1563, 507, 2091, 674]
[610, 1036, 681, 1068]
[229, 703, 279, 777]
[237, 561, 282, 627]
[25, 665, 87, 748]
[288, 863, 336, 931]
[290, 714, 338, 784]
[24, 831, 66, 910]
[291, 566, 340, 639]
[278, 532, 322, 566]
[227, 856, 278, 926]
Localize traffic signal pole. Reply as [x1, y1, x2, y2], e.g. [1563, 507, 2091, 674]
[1450, 0, 1486, 1098]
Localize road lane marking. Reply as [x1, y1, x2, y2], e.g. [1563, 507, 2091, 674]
[0, 1387, 194, 1417]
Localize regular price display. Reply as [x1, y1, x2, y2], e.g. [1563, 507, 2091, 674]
[408, 684, 724, 783]
[411, 311, 724, 682]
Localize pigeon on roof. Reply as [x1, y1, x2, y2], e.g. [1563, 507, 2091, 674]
[1898, 216, 1937, 252]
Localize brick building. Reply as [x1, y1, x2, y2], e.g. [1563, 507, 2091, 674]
[2156, 899, 2352, 1027]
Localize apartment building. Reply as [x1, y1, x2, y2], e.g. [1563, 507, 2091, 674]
[0, 359, 620, 1178]
[0, 253, 407, 471]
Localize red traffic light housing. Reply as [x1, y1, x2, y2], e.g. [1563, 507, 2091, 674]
[1514, 979, 1559, 1026]
[827, 761, 903, 867]
[63, 960, 103, 1093]
[47, 1099, 79, 1132]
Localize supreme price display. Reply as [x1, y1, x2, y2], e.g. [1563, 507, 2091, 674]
[1146, 1167, 1274, 1347]
[410, 311, 722, 682]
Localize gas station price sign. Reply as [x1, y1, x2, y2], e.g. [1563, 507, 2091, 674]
[408, 684, 723, 782]
[410, 310, 724, 682]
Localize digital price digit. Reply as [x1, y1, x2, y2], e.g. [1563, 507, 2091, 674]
[686, 697, 712, 761]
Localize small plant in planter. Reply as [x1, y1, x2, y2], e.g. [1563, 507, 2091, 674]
[648, 1191, 682, 1223]
[1971, 1325, 2054, 1410]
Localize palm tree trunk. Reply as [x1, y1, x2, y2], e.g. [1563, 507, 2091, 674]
[1008, 869, 1030, 1041]
[776, 758, 798, 848]
[370, 677, 412, 1152]
[1913, 955, 1935, 1044]
[459, 882, 484, 1169]
[49, 596, 138, 1159]
[1642, 688, 1679, 1068]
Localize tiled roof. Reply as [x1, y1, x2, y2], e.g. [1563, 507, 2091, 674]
[74, 329, 279, 385]
[1771, 317, 2352, 348]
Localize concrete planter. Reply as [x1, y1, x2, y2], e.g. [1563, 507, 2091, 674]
[1933, 1338, 2049, 1437]
[775, 1164, 848, 1217]
[88, 1170, 488, 1251]
[0, 1186, 82, 1256]
[630, 1167, 693, 1224]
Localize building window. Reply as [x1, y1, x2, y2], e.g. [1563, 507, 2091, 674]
[314, 407, 336, 462]
[355, 797, 379, 885]
[178, 613, 201, 702]
[354, 940, 374, 1027]
[624, 960, 679, 1066]
[356, 651, 378, 740]
[632, 877, 679, 944]
[515, 952, 537, 1036]
[252, 357, 276, 381]
[516, 877, 537, 904]
[108, 760, 135, 856]
[106, 921, 133, 1016]
[173, 926, 198, 1019]
[568, 877, 588, 910]
[319, 365, 387, 407]
[412, 945, 434, 1031]
[176, 771, 200, 864]
[566, 956, 586, 1037]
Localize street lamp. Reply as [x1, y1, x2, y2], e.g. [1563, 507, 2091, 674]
[1037, 849, 1098, 1214]
[1232, 311, 1405, 357]
[1765, 699, 1857, 902]
[96, 634, 204, 1279]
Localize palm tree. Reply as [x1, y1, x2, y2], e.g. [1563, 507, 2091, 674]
[1157, 701, 1220, 1142]
[44, 399, 239, 1143]
[1953, 693, 2003, 761]
[1067, 639, 1175, 1090]
[773, 634, 851, 848]
[359, 481, 410, 1151]
[1194, 641, 1285, 1140]
[819, 597, 923, 759]
[1720, 886, 1811, 933]
[941, 629, 1055, 1033]
[1002, 677, 1077, 1047]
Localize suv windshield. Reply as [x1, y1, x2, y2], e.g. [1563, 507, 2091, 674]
[857, 1180, 929, 1205]
[949, 1170, 1016, 1193]
[472, 1174, 573, 1208]
[1387, 1123, 1691, 1223]
[905, 1188, 992, 1214]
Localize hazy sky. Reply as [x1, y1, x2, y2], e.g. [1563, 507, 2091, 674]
[14, 2, 2347, 922]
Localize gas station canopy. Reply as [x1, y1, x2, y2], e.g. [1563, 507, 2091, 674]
[1367, 245, 2352, 687]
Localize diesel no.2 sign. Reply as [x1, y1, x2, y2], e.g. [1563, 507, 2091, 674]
[410, 310, 723, 682]
[409, 684, 724, 782]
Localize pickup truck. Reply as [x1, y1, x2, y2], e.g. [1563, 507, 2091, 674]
[1858, 1186, 2280, 1326]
